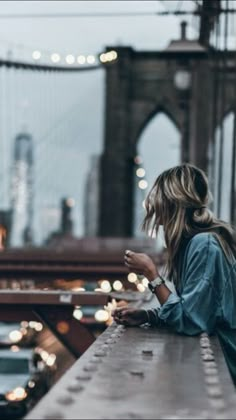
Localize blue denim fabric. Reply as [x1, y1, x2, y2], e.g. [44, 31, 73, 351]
[148, 232, 236, 385]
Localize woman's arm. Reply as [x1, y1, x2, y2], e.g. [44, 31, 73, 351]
[148, 235, 220, 335]
[124, 250, 171, 305]
[124, 235, 221, 335]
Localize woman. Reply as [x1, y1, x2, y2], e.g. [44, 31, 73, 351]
[113, 164, 236, 385]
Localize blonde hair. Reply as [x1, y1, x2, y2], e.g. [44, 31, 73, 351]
[142, 164, 236, 284]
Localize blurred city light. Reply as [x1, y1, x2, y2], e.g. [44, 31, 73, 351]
[73, 308, 83, 320]
[6, 387, 27, 402]
[142, 277, 149, 287]
[137, 283, 146, 292]
[113, 280, 123, 291]
[86, 55, 96, 64]
[32, 50, 41, 60]
[100, 280, 112, 292]
[65, 54, 75, 64]
[136, 168, 146, 178]
[95, 309, 109, 322]
[127, 272, 137, 283]
[77, 55, 86, 64]
[9, 330, 23, 343]
[138, 180, 148, 190]
[51, 53, 61, 63]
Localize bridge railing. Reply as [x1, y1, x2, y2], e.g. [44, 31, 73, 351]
[25, 295, 236, 420]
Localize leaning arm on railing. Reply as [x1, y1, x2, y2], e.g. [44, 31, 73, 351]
[146, 234, 221, 335]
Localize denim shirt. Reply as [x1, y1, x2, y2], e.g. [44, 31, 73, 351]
[148, 232, 236, 384]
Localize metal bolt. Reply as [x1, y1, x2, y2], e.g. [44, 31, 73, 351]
[105, 338, 114, 344]
[129, 370, 144, 377]
[83, 364, 98, 372]
[90, 356, 102, 364]
[201, 348, 213, 356]
[142, 350, 153, 356]
[203, 367, 218, 376]
[203, 361, 217, 369]
[94, 350, 107, 357]
[205, 375, 220, 385]
[101, 344, 110, 350]
[207, 386, 223, 398]
[76, 374, 92, 381]
[209, 398, 226, 411]
[116, 325, 125, 331]
[110, 334, 119, 340]
[202, 353, 215, 362]
[67, 382, 84, 392]
[57, 394, 74, 405]
[200, 338, 210, 348]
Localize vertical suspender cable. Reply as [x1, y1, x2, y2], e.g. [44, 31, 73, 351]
[209, 16, 220, 210]
[230, 2, 236, 224]
[217, 0, 229, 217]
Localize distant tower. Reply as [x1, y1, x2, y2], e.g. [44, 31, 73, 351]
[84, 155, 100, 236]
[61, 198, 74, 235]
[10, 132, 34, 246]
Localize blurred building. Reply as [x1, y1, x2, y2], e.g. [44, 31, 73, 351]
[45, 197, 75, 246]
[61, 197, 74, 235]
[0, 210, 12, 248]
[10, 132, 34, 247]
[84, 155, 100, 236]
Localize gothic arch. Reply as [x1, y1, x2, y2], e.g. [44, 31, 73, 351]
[133, 104, 181, 148]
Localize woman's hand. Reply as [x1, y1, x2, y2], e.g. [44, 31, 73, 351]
[113, 306, 148, 326]
[124, 250, 158, 281]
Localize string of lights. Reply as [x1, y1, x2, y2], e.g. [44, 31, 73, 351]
[0, 0, 234, 70]
[0, 50, 118, 71]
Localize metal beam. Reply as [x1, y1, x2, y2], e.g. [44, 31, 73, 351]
[34, 306, 95, 357]
[0, 290, 109, 306]
[25, 322, 236, 419]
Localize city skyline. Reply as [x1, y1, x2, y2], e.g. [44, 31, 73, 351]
[0, 1, 194, 243]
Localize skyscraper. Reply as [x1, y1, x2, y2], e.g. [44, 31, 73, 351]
[84, 155, 100, 237]
[10, 132, 34, 246]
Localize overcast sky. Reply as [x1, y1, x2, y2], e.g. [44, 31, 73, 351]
[0, 1, 197, 243]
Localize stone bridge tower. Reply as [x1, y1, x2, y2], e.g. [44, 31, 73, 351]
[99, 23, 236, 237]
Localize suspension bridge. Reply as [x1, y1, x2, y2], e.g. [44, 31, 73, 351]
[0, 1, 236, 419]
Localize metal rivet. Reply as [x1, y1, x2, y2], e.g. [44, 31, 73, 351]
[202, 361, 217, 368]
[207, 386, 223, 398]
[202, 353, 215, 362]
[94, 350, 107, 357]
[57, 395, 74, 405]
[116, 325, 125, 330]
[209, 398, 226, 410]
[67, 382, 84, 392]
[101, 344, 110, 350]
[142, 350, 153, 356]
[90, 356, 102, 364]
[205, 375, 220, 385]
[203, 367, 218, 376]
[83, 364, 98, 372]
[76, 374, 92, 381]
[105, 339, 114, 344]
[129, 370, 144, 377]
[200, 338, 210, 348]
[201, 348, 213, 356]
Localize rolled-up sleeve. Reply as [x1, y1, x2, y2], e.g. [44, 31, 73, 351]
[147, 234, 220, 335]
